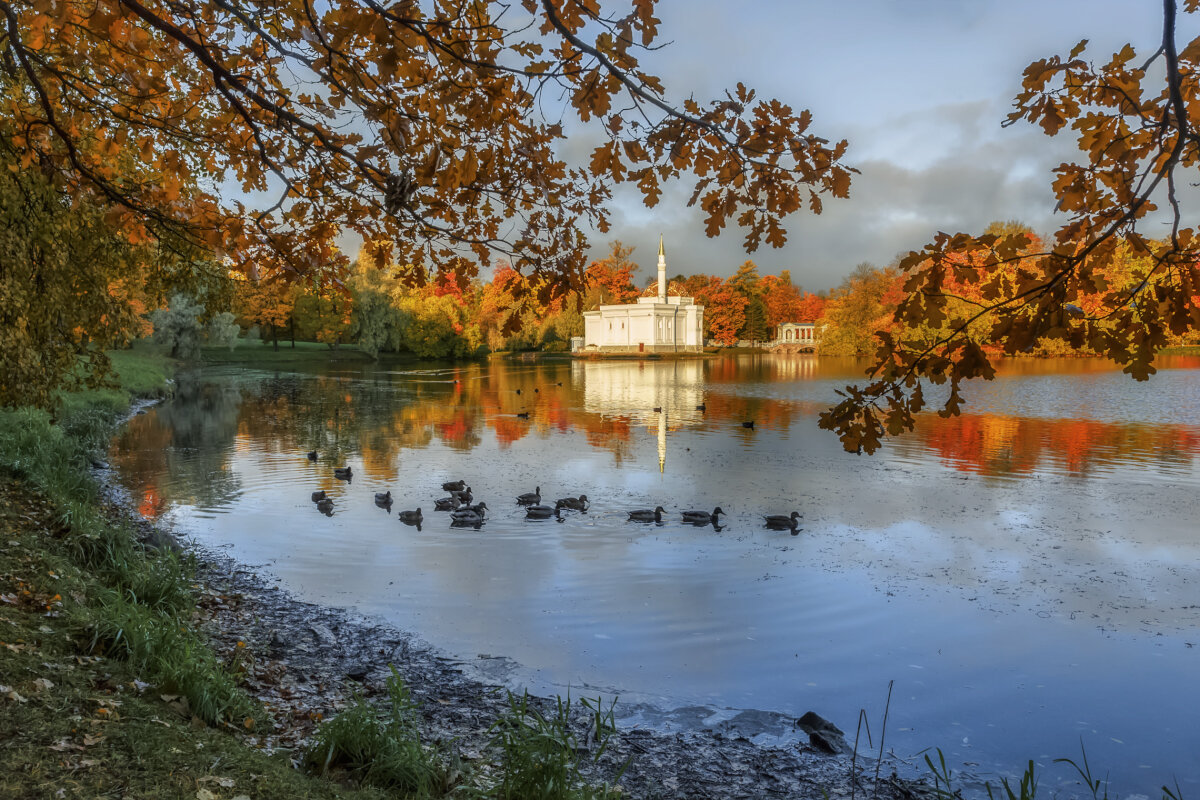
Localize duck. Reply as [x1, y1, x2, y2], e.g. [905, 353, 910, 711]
[450, 486, 472, 503]
[311, 490, 327, 502]
[525, 503, 562, 520]
[433, 495, 461, 511]
[628, 506, 665, 523]
[763, 511, 802, 531]
[316, 497, 334, 515]
[441, 479, 467, 492]
[461, 501, 488, 516]
[374, 491, 392, 507]
[653, 406, 662, 413]
[742, 420, 755, 429]
[682, 507, 724, 525]
[307, 450, 318, 460]
[556, 494, 589, 511]
[334, 466, 353, 479]
[516, 486, 541, 506]
[516, 411, 530, 419]
[397, 508, 422, 525]
[449, 508, 485, 527]
[695, 403, 706, 412]
[515, 388, 522, 395]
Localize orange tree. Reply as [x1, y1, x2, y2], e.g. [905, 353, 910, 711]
[0, 0, 853, 295]
[822, 0, 1200, 454]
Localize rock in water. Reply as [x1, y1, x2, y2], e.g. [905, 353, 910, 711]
[796, 711, 850, 755]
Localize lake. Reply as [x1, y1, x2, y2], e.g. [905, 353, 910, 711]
[108, 353, 1200, 795]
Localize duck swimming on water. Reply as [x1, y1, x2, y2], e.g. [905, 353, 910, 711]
[449, 508, 485, 527]
[311, 490, 327, 502]
[628, 506, 665, 523]
[433, 495, 461, 511]
[334, 466, 353, 480]
[525, 503, 562, 520]
[397, 508, 422, 525]
[374, 491, 392, 507]
[516, 486, 541, 506]
[763, 511, 802, 532]
[682, 507, 724, 525]
[556, 494, 589, 511]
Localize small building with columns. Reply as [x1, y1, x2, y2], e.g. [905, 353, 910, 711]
[582, 238, 704, 353]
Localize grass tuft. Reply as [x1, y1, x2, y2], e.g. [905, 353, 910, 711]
[306, 667, 448, 794]
[485, 691, 623, 800]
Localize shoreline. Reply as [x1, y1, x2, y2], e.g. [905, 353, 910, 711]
[93, 402, 922, 799]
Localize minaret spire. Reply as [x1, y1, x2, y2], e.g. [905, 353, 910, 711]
[656, 233, 667, 303]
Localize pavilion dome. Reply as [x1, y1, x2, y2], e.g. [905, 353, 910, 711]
[640, 280, 688, 298]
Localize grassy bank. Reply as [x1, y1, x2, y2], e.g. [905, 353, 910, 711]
[0, 349, 620, 800]
[198, 339, 455, 367]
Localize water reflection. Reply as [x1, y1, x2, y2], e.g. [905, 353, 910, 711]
[107, 355, 1200, 794]
[111, 356, 1200, 515]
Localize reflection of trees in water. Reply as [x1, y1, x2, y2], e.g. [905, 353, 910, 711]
[110, 373, 245, 510]
[115, 358, 848, 499]
[915, 412, 1200, 478]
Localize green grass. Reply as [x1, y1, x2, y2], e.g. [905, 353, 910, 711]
[199, 338, 394, 365]
[54, 342, 174, 431]
[0, 472, 392, 800]
[1, 351, 631, 800]
[483, 691, 624, 800]
[306, 668, 450, 795]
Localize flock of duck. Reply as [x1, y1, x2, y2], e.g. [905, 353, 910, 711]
[304, 451, 803, 533]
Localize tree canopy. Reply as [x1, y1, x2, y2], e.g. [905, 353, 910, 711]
[820, 0, 1200, 454]
[0, 0, 853, 290]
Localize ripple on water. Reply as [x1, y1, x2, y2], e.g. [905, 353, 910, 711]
[108, 359, 1200, 793]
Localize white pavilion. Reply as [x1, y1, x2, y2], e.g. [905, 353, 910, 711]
[582, 237, 704, 353]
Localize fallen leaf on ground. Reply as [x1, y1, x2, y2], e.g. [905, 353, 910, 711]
[48, 739, 83, 752]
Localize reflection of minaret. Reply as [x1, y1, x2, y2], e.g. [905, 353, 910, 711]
[657, 234, 667, 303]
[657, 409, 667, 472]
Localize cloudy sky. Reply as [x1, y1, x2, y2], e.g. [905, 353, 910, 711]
[589, 0, 1166, 292]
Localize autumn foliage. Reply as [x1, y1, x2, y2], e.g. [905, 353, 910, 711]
[821, 1, 1200, 454]
[0, 0, 851, 288]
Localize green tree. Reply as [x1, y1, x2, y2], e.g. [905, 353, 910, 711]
[741, 297, 769, 342]
[0, 141, 177, 408]
[206, 312, 240, 351]
[348, 258, 408, 358]
[151, 294, 206, 359]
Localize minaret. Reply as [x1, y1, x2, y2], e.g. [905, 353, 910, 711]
[657, 408, 667, 473]
[657, 234, 667, 303]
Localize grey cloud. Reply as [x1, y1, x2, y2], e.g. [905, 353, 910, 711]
[584, 100, 1081, 293]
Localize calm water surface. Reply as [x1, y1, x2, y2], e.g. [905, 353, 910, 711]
[109, 354, 1200, 794]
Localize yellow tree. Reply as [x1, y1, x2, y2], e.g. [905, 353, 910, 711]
[823, 0, 1200, 453]
[233, 276, 295, 350]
